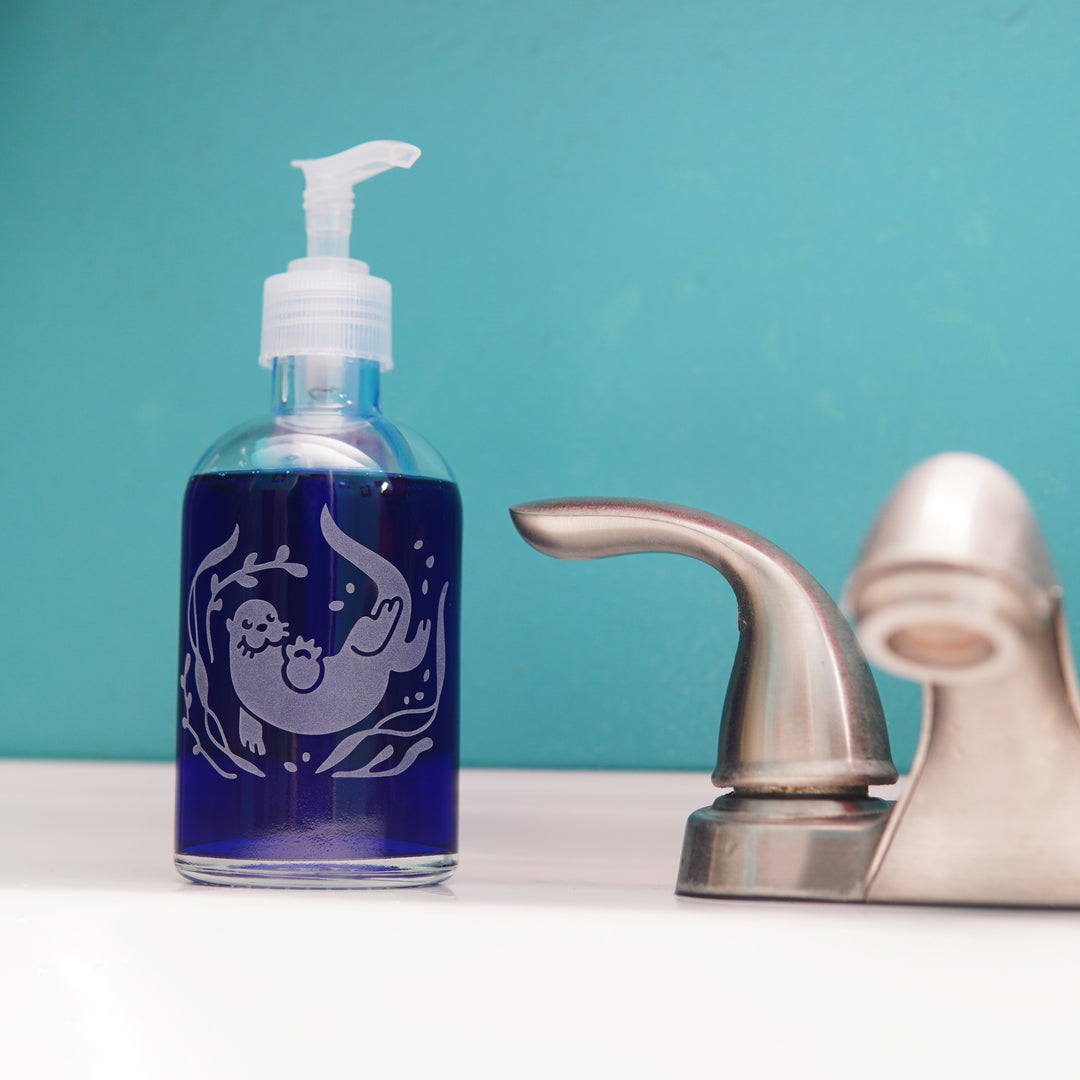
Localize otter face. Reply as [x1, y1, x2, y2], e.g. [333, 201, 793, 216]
[227, 599, 289, 657]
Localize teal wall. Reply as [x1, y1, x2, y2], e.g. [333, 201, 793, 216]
[3, 0, 1078, 770]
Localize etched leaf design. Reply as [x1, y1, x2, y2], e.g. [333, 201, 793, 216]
[331, 738, 435, 780]
[194, 526, 239, 578]
[316, 727, 375, 773]
[243, 552, 258, 569]
[233, 754, 266, 777]
[195, 660, 209, 704]
[237, 574, 258, 588]
[205, 710, 228, 749]
[284, 562, 308, 578]
[210, 573, 220, 593]
[276, 545, 290, 561]
[360, 745, 395, 772]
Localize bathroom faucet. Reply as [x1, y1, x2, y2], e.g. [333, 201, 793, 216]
[511, 453, 1080, 906]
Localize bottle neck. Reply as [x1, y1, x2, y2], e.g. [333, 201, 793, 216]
[272, 356, 381, 417]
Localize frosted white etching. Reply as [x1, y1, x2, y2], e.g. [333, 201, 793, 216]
[181, 504, 445, 780]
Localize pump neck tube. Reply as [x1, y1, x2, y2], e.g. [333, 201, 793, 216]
[272, 356, 381, 417]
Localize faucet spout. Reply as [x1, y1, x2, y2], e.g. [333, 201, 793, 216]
[846, 453, 1080, 906]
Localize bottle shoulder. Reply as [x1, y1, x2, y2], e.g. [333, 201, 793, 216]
[191, 412, 455, 482]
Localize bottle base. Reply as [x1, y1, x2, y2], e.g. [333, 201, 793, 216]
[175, 852, 456, 889]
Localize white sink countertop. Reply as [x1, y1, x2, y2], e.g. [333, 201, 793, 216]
[1, 760, 1077, 1078]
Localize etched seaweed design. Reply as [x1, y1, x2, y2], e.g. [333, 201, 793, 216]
[181, 528, 307, 778]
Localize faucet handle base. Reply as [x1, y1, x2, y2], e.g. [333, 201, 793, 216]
[677, 794, 894, 902]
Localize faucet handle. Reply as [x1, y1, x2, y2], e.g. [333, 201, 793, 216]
[511, 497, 896, 792]
[511, 497, 898, 899]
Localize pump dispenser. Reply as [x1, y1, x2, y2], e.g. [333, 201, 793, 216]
[175, 140, 461, 888]
[259, 140, 419, 370]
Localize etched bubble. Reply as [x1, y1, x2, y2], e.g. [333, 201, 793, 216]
[422, 580, 429, 595]
[416, 691, 425, 702]
[426, 555, 435, 569]
[302, 752, 311, 763]
[329, 600, 344, 611]
[345, 582, 355, 594]
[423, 668, 430, 682]
[413, 540, 423, 550]
[284, 762, 298, 773]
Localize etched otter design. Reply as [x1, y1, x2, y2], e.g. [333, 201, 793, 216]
[228, 505, 432, 752]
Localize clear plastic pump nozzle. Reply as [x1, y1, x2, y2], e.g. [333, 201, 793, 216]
[291, 141, 422, 258]
[259, 139, 422, 371]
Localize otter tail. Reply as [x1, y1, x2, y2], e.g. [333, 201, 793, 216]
[320, 505, 410, 619]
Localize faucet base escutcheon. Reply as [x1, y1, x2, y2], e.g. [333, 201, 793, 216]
[677, 792, 894, 902]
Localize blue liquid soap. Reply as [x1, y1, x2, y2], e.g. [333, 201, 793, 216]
[175, 139, 461, 887]
[176, 472, 461, 885]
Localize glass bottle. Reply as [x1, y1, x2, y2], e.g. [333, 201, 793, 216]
[175, 142, 460, 887]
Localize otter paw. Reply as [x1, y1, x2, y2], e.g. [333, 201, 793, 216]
[238, 710, 265, 756]
[348, 598, 403, 656]
[374, 597, 403, 622]
[285, 638, 323, 692]
[287, 636, 323, 663]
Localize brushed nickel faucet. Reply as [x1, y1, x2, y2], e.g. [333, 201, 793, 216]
[511, 453, 1080, 906]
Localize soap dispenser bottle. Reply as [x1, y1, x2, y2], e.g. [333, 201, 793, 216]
[175, 140, 461, 888]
